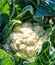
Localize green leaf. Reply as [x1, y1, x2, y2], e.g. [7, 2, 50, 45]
[0, 14, 9, 32]
[24, 0, 40, 9]
[44, 0, 55, 10]
[50, 52, 55, 65]
[14, 4, 21, 15]
[21, 5, 33, 15]
[33, 0, 55, 23]
[1, 20, 21, 44]
[13, 55, 27, 65]
[0, 0, 10, 15]
[34, 0, 55, 17]
[0, 0, 10, 36]
[15, 5, 34, 20]
[24, 41, 55, 65]
[0, 49, 15, 65]
[50, 29, 55, 47]
[15, 0, 25, 9]
[35, 41, 54, 65]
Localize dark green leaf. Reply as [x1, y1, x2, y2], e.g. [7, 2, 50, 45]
[15, 5, 34, 20]
[33, 0, 55, 23]
[0, 0, 10, 38]
[1, 20, 21, 44]
[0, 14, 9, 32]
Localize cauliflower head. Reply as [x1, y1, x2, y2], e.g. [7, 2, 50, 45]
[3, 22, 48, 62]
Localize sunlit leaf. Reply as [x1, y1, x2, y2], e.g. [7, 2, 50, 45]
[0, 0, 10, 15]
[0, 49, 15, 65]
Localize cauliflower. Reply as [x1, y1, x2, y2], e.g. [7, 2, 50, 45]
[3, 22, 48, 62]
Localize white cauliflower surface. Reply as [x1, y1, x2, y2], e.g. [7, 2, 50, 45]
[3, 22, 48, 62]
